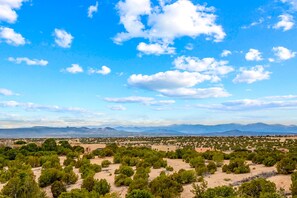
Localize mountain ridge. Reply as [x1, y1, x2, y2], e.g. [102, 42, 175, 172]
[0, 123, 297, 138]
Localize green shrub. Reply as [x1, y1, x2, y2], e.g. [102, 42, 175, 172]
[202, 186, 236, 198]
[238, 178, 277, 197]
[51, 180, 66, 198]
[81, 176, 95, 192]
[118, 165, 134, 177]
[149, 174, 183, 198]
[207, 161, 217, 174]
[166, 166, 174, 171]
[276, 157, 296, 174]
[93, 179, 111, 195]
[126, 189, 153, 198]
[190, 157, 205, 168]
[38, 168, 63, 187]
[2, 171, 46, 198]
[101, 160, 112, 168]
[222, 158, 250, 174]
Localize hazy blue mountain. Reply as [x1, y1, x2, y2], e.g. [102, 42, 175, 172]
[116, 123, 297, 134]
[0, 123, 297, 138]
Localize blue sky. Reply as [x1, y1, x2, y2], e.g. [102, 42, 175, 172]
[1, 0, 297, 128]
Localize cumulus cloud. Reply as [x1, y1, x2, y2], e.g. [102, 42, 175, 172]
[221, 50, 232, 57]
[0, 0, 26, 23]
[128, 70, 211, 90]
[108, 105, 127, 111]
[245, 49, 263, 61]
[137, 42, 175, 55]
[0, 27, 26, 46]
[8, 57, 48, 66]
[53, 29, 73, 48]
[89, 66, 111, 75]
[0, 88, 18, 96]
[64, 64, 83, 74]
[127, 69, 230, 99]
[88, 1, 98, 18]
[173, 56, 234, 82]
[114, 0, 225, 54]
[233, 65, 271, 84]
[104, 96, 175, 106]
[272, 46, 296, 60]
[274, 14, 294, 31]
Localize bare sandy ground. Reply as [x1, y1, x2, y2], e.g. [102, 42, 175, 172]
[152, 145, 177, 152]
[79, 144, 106, 152]
[268, 174, 292, 193]
[181, 162, 291, 198]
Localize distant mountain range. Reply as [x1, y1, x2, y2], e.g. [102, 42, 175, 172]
[0, 123, 297, 138]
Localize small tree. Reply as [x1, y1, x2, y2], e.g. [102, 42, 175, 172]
[238, 178, 277, 197]
[101, 160, 112, 168]
[276, 158, 296, 174]
[2, 171, 46, 198]
[81, 176, 95, 192]
[291, 172, 297, 196]
[51, 180, 66, 198]
[42, 138, 57, 151]
[191, 180, 207, 198]
[93, 179, 111, 195]
[126, 189, 153, 198]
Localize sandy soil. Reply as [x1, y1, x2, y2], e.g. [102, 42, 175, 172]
[181, 162, 291, 198]
[79, 144, 106, 152]
[152, 145, 177, 152]
[268, 174, 292, 193]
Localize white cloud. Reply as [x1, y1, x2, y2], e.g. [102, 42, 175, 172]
[221, 50, 232, 57]
[159, 87, 230, 99]
[114, 0, 151, 44]
[104, 96, 175, 106]
[105, 96, 153, 103]
[245, 49, 263, 61]
[53, 29, 73, 48]
[233, 65, 271, 84]
[88, 1, 98, 18]
[0, 27, 26, 46]
[274, 14, 294, 31]
[64, 64, 83, 74]
[8, 57, 48, 66]
[128, 69, 230, 99]
[89, 66, 111, 75]
[265, 95, 297, 99]
[241, 18, 264, 29]
[0, 100, 95, 114]
[137, 42, 175, 55]
[108, 105, 127, 111]
[185, 43, 194, 50]
[280, 0, 297, 10]
[114, 0, 225, 51]
[0, 88, 17, 96]
[197, 98, 297, 111]
[128, 70, 211, 90]
[0, 0, 26, 23]
[272, 46, 296, 60]
[173, 56, 234, 82]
